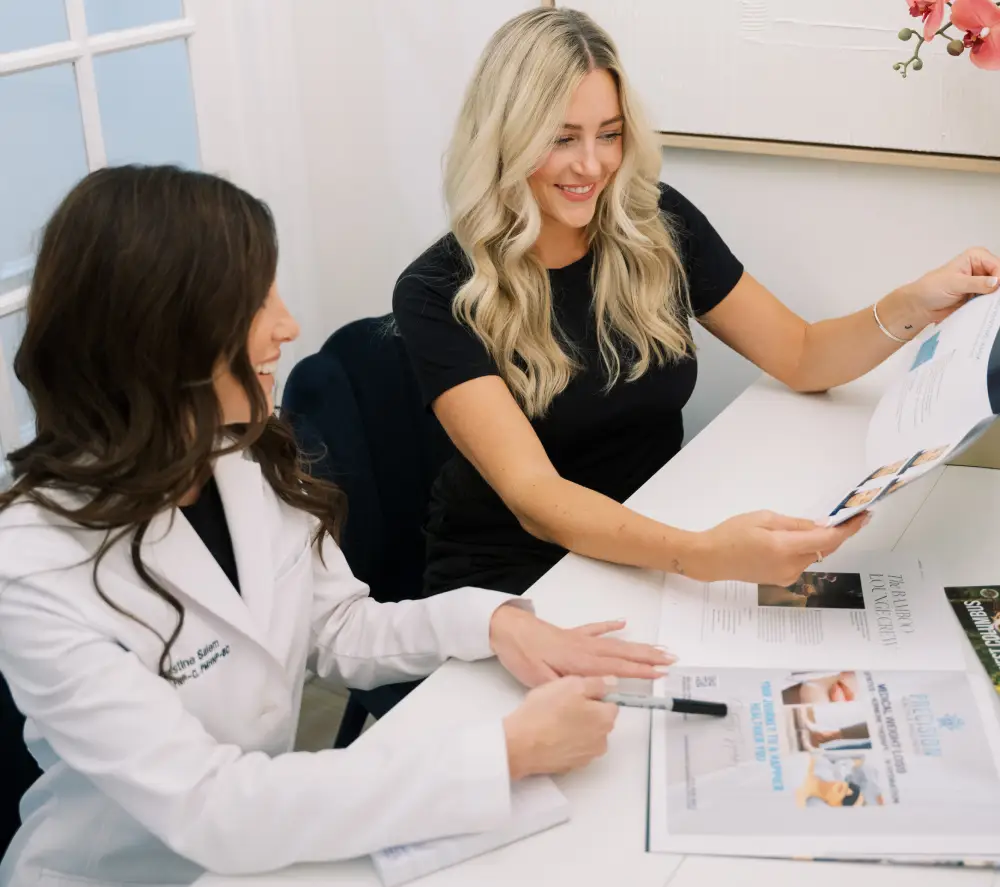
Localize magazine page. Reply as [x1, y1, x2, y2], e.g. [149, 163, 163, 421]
[865, 291, 1000, 471]
[822, 419, 994, 528]
[821, 436, 966, 527]
[659, 552, 966, 673]
[819, 293, 1000, 527]
[647, 666, 1000, 859]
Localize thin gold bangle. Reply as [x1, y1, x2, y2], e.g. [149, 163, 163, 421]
[872, 302, 908, 344]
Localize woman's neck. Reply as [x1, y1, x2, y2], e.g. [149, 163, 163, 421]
[533, 218, 589, 270]
[179, 486, 201, 507]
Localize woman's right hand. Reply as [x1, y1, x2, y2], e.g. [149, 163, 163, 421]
[502, 675, 619, 780]
[686, 510, 870, 586]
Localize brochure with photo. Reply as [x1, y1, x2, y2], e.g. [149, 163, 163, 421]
[649, 554, 1000, 864]
[648, 667, 1000, 860]
[658, 551, 964, 672]
[822, 292, 1000, 527]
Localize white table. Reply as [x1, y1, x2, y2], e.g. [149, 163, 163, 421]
[202, 351, 1000, 887]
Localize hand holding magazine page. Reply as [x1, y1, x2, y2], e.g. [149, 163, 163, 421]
[824, 291, 1000, 527]
[649, 552, 1000, 863]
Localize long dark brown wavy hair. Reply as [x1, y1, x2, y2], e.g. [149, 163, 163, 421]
[0, 165, 346, 680]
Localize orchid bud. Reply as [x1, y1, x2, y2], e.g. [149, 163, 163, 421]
[947, 38, 965, 56]
[898, 27, 914, 40]
[912, 58, 924, 70]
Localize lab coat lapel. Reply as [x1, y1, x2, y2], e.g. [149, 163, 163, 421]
[213, 449, 278, 637]
[143, 449, 275, 645]
[144, 500, 260, 643]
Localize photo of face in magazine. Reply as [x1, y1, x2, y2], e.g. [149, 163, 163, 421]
[902, 445, 951, 473]
[860, 458, 907, 485]
[795, 754, 885, 808]
[758, 573, 865, 610]
[830, 486, 884, 517]
[826, 442, 955, 526]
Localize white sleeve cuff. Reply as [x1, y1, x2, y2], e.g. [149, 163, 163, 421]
[425, 588, 535, 662]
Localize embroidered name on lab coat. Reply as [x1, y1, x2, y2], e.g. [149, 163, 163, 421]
[166, 638, 231, 686]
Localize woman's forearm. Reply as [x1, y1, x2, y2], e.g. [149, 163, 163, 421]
[512, 474, 704, 574]
[791, 286, 922, 393]
[509, 473, 863, 589]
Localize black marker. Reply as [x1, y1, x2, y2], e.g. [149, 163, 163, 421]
[605, 692, 728, 717]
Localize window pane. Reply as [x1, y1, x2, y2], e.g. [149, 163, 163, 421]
[84, 0, 183, 34]
[94, 39, 200, 169]
[0, 64, 89, 294]
[0, 310, 32, 445]
[0, 0, 69, 54]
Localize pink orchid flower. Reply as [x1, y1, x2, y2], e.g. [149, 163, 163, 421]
[951, 0, 1000, 70]
[908, 0, 946, 41]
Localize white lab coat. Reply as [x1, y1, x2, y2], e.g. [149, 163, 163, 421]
[0, 451, 525, 887]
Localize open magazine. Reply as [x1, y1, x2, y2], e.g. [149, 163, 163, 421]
[647, 552, 1000, 863]
[823, 292, 1000, 527]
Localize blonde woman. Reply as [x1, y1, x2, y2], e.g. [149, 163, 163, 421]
[393, 7, 1000, 598]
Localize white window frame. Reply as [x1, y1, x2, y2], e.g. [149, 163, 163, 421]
[0, 0, 314, 463]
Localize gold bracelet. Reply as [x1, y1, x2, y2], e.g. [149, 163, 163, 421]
[872, 302, 908, 344]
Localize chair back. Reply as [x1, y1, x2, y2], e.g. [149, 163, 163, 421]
[1, 672, 42, 857]
[281, 315, 452, 601]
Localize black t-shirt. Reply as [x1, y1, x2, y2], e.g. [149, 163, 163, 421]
[392, 184, 744, 596]
[180, 475, 241, 594]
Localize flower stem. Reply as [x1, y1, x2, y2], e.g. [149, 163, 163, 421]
[894, 20, 956, 77]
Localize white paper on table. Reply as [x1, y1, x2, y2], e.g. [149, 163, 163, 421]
[658, 551, 965, 673]
[370, 776, 570, 887]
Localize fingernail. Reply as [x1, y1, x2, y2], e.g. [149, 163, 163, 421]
[655, 665, 672, 674]
[989, 277, 998, 288]
[862, 512, 873, 526]
[603, 675, 619, 687]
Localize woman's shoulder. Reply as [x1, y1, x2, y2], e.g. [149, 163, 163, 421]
[0, 490, 93, 546]
[654, 181, 744, 312]
[0, 496, 102, 609]
[655, 181, 734, 256]
[655, 181, 710, 229]
[393, 234, 471, 310]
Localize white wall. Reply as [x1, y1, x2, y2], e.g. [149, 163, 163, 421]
[289, 0, 534, 353]
[287, 1, 1000, 441]
[666, 149, 1000, 442]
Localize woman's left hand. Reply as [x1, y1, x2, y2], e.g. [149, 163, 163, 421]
[488, 604, 675, 687]
[897, 247, 1000, 329]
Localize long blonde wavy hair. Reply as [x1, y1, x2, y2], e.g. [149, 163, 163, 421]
[445, 7, 691, 418]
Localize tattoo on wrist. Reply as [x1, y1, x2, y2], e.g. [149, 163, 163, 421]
[672, 558, 685, 576]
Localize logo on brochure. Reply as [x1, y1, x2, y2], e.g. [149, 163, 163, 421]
[937, 714, 965, 732]
[910, 330, 940, 370]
